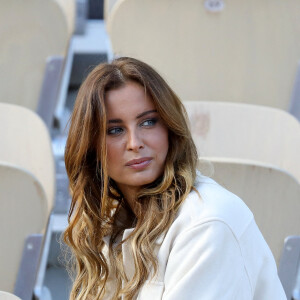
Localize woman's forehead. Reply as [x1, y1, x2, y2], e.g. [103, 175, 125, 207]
[105, 81, 156, 117]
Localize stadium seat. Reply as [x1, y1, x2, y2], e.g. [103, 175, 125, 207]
[107, 0, 300, 111]
[184, 101, 300, 184]
[0, 163, 48, 293]
[199, 157, 300, 298]
[0, 0, 75, 111]
[0, 103, 55, 216]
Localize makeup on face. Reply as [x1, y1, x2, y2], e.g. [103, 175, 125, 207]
[105, 81, 169, 202]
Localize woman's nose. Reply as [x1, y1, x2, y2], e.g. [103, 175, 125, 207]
[127, 129, 144, 151]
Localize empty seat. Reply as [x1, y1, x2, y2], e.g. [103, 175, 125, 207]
[184, 101, 300, 183]
[0, 0, 75, 111]
[0, 103, 55, 214]
[199, 157, 300, 265]
[0, 163, 48, 293]
[107, 0, 300, 110]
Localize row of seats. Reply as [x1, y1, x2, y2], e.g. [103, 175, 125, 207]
[1, 100, 299, 298]
[0, 0, 76, 296]
[0, 104, 55, 294]
[1, 1, 300, 299]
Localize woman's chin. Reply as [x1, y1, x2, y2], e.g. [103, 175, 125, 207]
[119, 174, 159, 190]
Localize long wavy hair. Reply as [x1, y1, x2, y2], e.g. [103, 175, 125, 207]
[64, 57, 198, 299]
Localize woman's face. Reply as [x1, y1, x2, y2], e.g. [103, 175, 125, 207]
[105, 81, 169, 198]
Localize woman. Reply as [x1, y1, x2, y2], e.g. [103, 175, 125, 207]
[64, 57, 286, 299]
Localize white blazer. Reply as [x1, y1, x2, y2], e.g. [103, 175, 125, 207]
[104, 175, 287, 300]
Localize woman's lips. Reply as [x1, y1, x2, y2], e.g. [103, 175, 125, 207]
[126, 157, 152, 170]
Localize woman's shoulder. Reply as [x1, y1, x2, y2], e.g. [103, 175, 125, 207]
[175, 173, 254, 240]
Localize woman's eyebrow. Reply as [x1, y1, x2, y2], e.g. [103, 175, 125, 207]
[107, 110, 157, 124]
[108, 118, 122, 124]
[136, 110, 157, 119]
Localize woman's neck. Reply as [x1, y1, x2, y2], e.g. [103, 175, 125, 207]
[117, 184, 140, 215]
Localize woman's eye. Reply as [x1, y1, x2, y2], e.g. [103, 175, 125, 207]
[141, 118, 158, 127]
[107, 127, 123, 135]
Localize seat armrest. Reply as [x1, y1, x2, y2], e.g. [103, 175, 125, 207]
[37, 56, 64, 130]
[14, 234, 43, 300]
[278, 236, 300, 300]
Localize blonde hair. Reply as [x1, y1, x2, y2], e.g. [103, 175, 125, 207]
[64, 57, 198, 299]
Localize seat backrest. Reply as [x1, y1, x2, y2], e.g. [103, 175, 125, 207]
[0, 291, 21, 300]
[104, 0, 119, 21]
[0, 103, 55, 213]
[107, 0, 300, 110]
[199, 157, 300, 264]
[0, 0, 75, 110]
[0, 163, 48, 293]
[184, 101, 300, 184]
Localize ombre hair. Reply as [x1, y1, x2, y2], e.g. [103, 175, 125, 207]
[64, 57, 198, 299]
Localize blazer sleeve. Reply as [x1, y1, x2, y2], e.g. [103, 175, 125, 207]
[162, 220, 252, 300]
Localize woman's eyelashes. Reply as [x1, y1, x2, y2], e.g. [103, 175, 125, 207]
[107, 127, 124, 135]
[140, 117, 158, 127]
[107, 118, 158, 136]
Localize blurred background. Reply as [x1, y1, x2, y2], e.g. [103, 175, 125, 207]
[0, 0, 300, 299]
